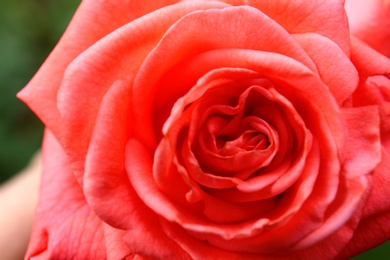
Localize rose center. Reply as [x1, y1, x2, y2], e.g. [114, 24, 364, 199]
[217, 131, 270, 152]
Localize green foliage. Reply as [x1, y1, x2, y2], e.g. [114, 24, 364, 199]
[0, 0, 80, 182]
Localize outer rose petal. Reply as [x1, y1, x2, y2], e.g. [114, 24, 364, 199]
[26, 130, 111, 259]
[345, 0, 390, 57]
[103, 224, 135, 259]
[340, 34, 390, 258]
[293, 33, 359, 103]
[17, 0, 180, 138]
[336, 149, 390, 258]
[221, 0, 351, 54]
[349, 38, 390, 79]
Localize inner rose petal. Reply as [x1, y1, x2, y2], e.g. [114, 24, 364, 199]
[193, 102, 279, 177]
[217, 120, 271, 154]
[192, 86, 306, 192]
[157, 66, 311, 211]
[145, 67, 348, 254]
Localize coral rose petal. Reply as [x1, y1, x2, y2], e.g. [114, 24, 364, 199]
[103, 224, 134, 260]
[83, 84, 191, 257]
[83, 79, 135, 229]
[133, 5, 319, 145]
[128, 139, 278, 242]
[350, 38, 390, 79]
[293, 32, 359, 104]
[121, 208, 192, 259]
[360, 148, 390, 223]
[16, 0, 183, 136]
[162, 48, 346, 153]
[292, 172, 368, 250]
[125, 139, 196, 258]
[338, 209, 390, 259]
[26, 130, 107, 259]
[337, 149, 390, 258]
[159, 219, 274, 260]
[223, 0, 350, 54]
[289, 106, 381, 250]
[341, 106, 381, 178]
[126, 138, 193, 224]
[158, 68, 267, 132]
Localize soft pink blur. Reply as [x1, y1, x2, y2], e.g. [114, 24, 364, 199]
[345, 0, 390, 57]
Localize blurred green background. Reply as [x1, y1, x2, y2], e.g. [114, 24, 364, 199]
[0, 0, 388, 258]
[0, 0, 80, 182]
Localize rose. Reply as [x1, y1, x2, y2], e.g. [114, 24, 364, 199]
[18, 0, 390, 259]
[19, 0, 390, 259]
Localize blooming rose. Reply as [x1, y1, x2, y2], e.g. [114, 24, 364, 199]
[18, 0, 390, 259]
